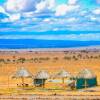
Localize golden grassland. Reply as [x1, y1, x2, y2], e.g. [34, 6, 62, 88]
[0, 50, 100, 96]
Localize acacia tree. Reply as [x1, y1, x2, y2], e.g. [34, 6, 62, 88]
[63, 56, 71, 60]
[0, 59, 5, 63]
[17, 58, 26, 64]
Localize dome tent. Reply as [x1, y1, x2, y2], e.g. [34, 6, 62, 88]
[33, 70, 50, 88]
[76, 69, 97, 89]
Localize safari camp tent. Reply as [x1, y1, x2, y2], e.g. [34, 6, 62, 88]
[12, 67, 33, 88]
[75, 69, 97, 89]
[33, 70, 50, 87]
[52, 70, 71, 83]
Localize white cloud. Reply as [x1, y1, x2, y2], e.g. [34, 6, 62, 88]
[89, 15, 100, 22]
[0, 33, 100, 41]
[36, 0, 56, 12]
[68, 0, 78, 5]
[9, 13, 21, 22]
[93, 8, 100, 14]
[1, 13, 21, 22]
[0, 6, 6, 13]
[55, 4, 67, 16]
[22, 12, 34, 18]
[90, 16, 97, 21]
[67, 17, 78, 23]
[4, 0, 56, 13]
[47, 0, 56, 9]
[36, 1, 47, 12]
[0, 6, 10, 16]
[43, 18, 51, 22]
[55, 4, 79, 16]
[1, 0, 100, 32]
[79, 10, 87, 16]
[0, 6, 20, 22]
[5, 0, 40, 13]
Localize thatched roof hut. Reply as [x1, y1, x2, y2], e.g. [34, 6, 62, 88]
[12, 67, 33, 78]
[52, 70, 71, 78]
[77, 69, 96, 79]
[34, 70, 50, 79]
[12, 67, 33, 88]
[33, 70, 50, 87]
[52, 70, 71, 83]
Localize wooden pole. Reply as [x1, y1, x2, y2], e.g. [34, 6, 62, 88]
[75, 79, 77, 90]
[62, 78, 64, 84]
[21, 77, 24, 89]
[7, 64, 10, 91]
[42, 79, 45, 88]
[8, 75, 10, 90]
[85, 79, 88, 89]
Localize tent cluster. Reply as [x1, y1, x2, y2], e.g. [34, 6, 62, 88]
[12, 67, 97, 89]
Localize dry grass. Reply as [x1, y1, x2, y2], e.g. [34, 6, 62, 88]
[0, 50, 100, 95]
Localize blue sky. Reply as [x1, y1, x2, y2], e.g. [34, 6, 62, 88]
[0, 0, 100, 41]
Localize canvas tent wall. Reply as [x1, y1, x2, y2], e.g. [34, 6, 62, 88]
[34, 79, 46, 87]
[75, 69, 97, 89]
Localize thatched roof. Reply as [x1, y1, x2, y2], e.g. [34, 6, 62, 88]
[34, 70, 50, 79]
[12, 67, 33, 78]
[52, 70, 71, 78]
[77, 69, 96, 79]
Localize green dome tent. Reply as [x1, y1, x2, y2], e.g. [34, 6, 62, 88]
[76, 69, 97, 89]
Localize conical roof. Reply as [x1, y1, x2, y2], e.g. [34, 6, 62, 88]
[52, 70, 71, 78]
[77, 69, 96, 79]
[34, 70, 50, 79]
[12, 67, 33, 78]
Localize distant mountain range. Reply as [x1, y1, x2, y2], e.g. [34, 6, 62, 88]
[0, 39, 100, 49]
